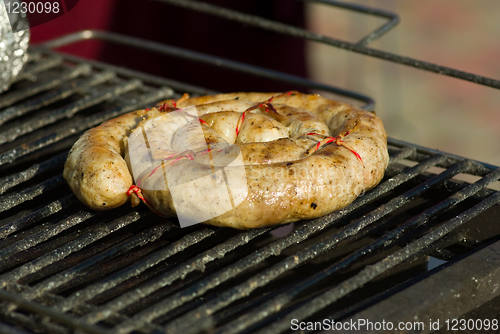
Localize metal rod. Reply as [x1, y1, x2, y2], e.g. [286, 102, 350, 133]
[0, 151, 67, 195]
[215, 160, 471, 334]
[51, 225, 217, 313]
[388, 137, 498, 172]
[0, 64, 96, 127]
[0, 289, 110, 334]
[157, 0, 500, 90]
[256, 167, 500, 334]
[115, 155, 448, 333]
[7, 211, 143, 300]
[14, 212, 146, 299]
[0, 86, 172, 166]
[80, 227, 270, 324]
[37, 31, 376, 110]
[165, 158, 469, 334]
[0, 175, 65, 214]
[39, 49, 203, 96]
[0, 61, 82, 110]
[299, 0, 400, 46]
[0, 195, 77, 241]
[0, 8, 497, 332]
[12, 54, 62, 83]
[0, 321, 32, 334]
[0, 77, 139, 145]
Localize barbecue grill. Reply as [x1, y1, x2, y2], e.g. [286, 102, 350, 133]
[1, 1, 500, 334]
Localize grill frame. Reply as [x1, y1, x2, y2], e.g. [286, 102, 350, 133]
[0, 1, 500, 333]
[157, 0, 500, 90]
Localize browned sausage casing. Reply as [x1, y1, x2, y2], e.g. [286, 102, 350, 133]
[64, 92, 389, 229]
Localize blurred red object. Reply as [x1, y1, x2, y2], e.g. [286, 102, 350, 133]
[29, 0, 116, 59]
[30, 0, 307, 92]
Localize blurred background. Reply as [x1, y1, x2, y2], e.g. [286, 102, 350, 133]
[306, 0, 500, 168]
[29, 0, 500, 166]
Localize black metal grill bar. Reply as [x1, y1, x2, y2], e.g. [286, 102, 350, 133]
[15, 237, 139, 294]
[386, 146, 416, 163]
[13, 225, 167, 291]
[39, 31, 376, 110]
[214, 160, 471, 334]
[0, 55, 178, 332]
[49, 222, 200, 312]
[0, 211, 94, 287]
[319, 231, 466, 326]
[0, 206, 102, 276]
[388, 139, 499, 199]
[296, 209, 500, 333]
[25, 224, 211, 304]
[15, 150, 394, 328]
[0, 212, 76, 253]
[12, 53, 62, 84]
[0, 321, 32, 334]
[158, 0, 500, 90]
[0, 77, 138, 146]
[3, 290, 162, 334]
[0, 289, 110, 334]
[0, 224, 269, 334]
[162, 157, 468, 334]
[388, 137, 498, 174]
[78, 227, 270, 323]
[16, 215, 174, 302]
[44, 292, 161, 332]
[1, 308, 76, 334]
[40, 49, 213, 96]
[0, 175, 65, 214]
[111, 154, 446, 333]
[256, 167, 500, 334]
[0, 86, 172, 166]
[0, 19, 497, 334]
[0, 61, 87, 110]
[0, 211, 145, 291]
[0, 152, 67, 195]
[0, 211, 94, 282]
[23, 50, 43, 63]
[0, 195, 77, 242]
[300, 0, 400, 46]
[0, 67, 112, 127]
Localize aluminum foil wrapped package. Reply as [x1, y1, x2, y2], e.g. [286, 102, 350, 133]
[0, 0, 30, 92]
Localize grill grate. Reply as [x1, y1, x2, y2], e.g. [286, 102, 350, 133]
[1, 1, 500, 334]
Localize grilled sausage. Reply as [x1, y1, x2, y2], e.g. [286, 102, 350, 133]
[64, 92, 389, 229]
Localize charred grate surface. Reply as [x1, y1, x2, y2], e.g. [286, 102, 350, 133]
[0, 54, 498, 334]
[0, 2, 499, 333]
[1, 116, 499, 334]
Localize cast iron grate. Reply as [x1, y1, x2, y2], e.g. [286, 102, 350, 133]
[0, 1, 499, 334]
